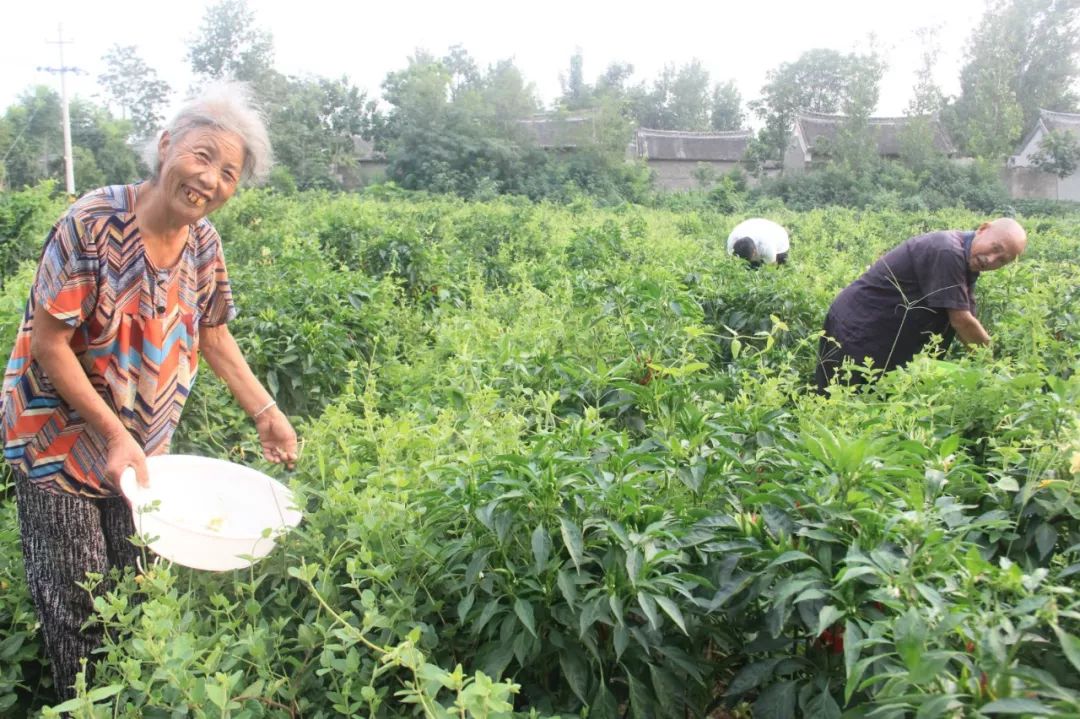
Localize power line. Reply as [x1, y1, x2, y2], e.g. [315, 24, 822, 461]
[0, 101, 43, 168]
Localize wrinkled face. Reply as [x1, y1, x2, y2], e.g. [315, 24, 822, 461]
[969, 227, 1022, 272]
[156, 127, 245, 221]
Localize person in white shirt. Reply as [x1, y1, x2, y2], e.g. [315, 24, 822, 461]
[726, 218, 790, 267]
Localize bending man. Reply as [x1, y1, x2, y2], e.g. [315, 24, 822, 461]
[816, 218, 1026, 391]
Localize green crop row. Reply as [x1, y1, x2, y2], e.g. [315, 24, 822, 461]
[0, 187, 1077, 717]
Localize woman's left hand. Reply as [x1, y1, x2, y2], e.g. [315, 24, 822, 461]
[255, 407, 298, 469]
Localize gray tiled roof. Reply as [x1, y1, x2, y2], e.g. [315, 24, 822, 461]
[1039, 108, 1080, 134]
[795, 112, 956, 157]
[633, 128, 752, 161]
[1014, 109, 1080, 157]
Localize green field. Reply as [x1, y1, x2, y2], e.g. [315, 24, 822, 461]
[1, 188, 1079, 717]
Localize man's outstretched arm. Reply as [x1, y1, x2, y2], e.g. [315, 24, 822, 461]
[947, 308, 991, 346]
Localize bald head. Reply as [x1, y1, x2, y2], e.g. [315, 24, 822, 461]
[970, 217, 1027, 272]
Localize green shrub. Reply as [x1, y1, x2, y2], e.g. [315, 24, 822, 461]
[0, 188, 1077, 717]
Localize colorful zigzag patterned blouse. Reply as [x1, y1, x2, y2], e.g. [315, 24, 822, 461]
[1, 184, 236, 497]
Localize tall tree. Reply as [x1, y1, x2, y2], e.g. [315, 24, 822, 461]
[668, 59, 711, 130]
[559, 50, 593, 111]
[0, 87, 62, 189]
[906, 27, 945, 116]
[187, 0, 275, 84]
[480, 60, 539, 135]
[901, 27, 949, 171]
[951, 55, 1025, 159]
[444, 44, 482, 101]
[950, 0, 1080, 158]
[379, 50, 540, 196]
[832, 47, 887, 173]
[268, 75, 377, 190]
[710, 79, 745, 130]
[629, 60, 712, 130]
[0, 87, 138, 191]
[595, 62, 635, 98]
[98, 45, 172, 139]
[750, 48, 884, 165]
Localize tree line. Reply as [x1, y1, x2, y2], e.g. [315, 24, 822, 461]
[1, 0, 1077, 203]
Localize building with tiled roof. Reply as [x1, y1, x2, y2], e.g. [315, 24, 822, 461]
[784, 112, 956, 171]
[629, 128, 753, 190]
[1006, 109, 1080, 201]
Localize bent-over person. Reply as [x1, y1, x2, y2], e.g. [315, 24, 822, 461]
[727, 218, 790, 267]
[816, 218, 1026, 391]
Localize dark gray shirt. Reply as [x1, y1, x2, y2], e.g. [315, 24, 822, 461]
[823, 230, 978, 371]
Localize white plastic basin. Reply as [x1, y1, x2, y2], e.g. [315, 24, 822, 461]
[120, 455, 303, 571]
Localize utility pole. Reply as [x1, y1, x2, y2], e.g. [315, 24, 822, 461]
[39, 25, 80, 196]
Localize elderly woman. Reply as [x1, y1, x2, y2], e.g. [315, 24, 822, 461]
[0, 82, 297, 700]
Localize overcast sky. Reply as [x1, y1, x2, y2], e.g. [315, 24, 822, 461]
[2, 0, 990, 121]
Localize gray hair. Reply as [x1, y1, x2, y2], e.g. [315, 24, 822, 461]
[142, 81, 273, 185]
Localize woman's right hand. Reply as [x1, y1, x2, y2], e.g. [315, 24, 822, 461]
[105, 428, 149, 489]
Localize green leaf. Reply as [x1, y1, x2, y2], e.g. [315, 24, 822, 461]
[846, 655, 876, 704]
[909, 650, 951, 685]
[844, 619, 863, 681]
[590, 682, 618, 719]
[894, 607, 927, 671]
[206, 682, 228, 710]
[730, 338, 742, 359]
[532, 524, 551, 573]
[560, 517, 585, 570]
[816, 605, 844, 637]
[637, 591, 661, 631]
[768, 550, 816, 568]
[805, 688, 842, 719]
[752, 680, 797, 719]
[939, 434, 960, 457]
[473, 599, 501, 635]
[559, 649, 590, 705]
[614, 624, 629, 660]
[1034, 522, 1058, 559]
[457, 590, 475, 622]
[514, 598, 537, 638]
[836, 565, 879, 586]
[557, 568, 578, 607]
[725, 659, 781, 697]
[46, 698, 85, 713]
[266, 368, 280, 397]
[654, 594, 688, 635]
[915, 694, 958, 719]
[648, 663, 681, 714]
[625, 546, 643, 584]
[1053, 625, 1080, 674]
[627, 674, 657, 719]
[995, 477, 1020, 492]
[84, 684, 124, 702]
[979, 698, 1053, 714]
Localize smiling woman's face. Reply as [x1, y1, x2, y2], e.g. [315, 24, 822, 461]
[156, 127, 246, 222]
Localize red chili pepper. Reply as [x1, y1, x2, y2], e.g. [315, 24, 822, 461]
[818, 625, 844, 654]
